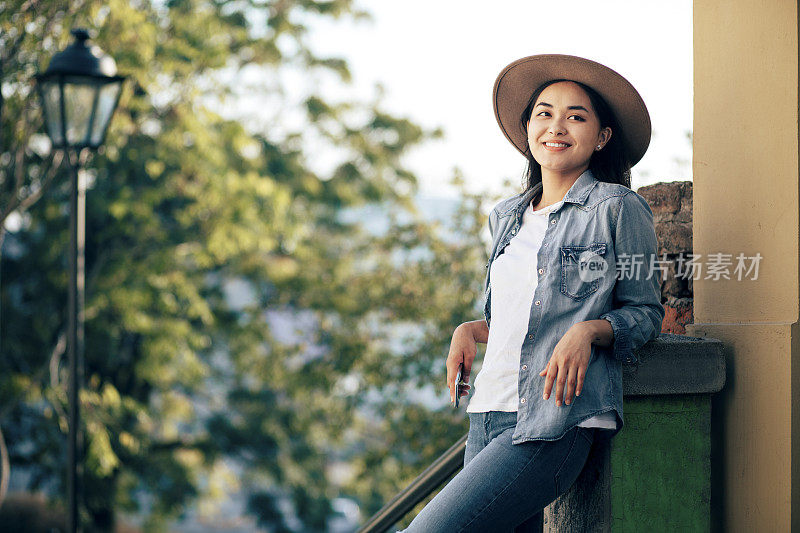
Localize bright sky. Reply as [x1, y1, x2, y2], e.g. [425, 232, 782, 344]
[307, 0, 693, 198]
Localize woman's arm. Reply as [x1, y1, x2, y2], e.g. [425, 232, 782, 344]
[599, 191, 665, 364]
[540, 192, 664, 406]
[574, 319, 614, 347]
[445, 319, 489, 403]
[462, 319, 489, 344]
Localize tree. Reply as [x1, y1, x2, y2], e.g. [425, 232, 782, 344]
[0, 0, 498, 530]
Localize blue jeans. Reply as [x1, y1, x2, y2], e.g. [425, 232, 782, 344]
[403, 411, 595, 532]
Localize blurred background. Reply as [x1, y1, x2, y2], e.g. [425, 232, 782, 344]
[0, 0, 691, 531]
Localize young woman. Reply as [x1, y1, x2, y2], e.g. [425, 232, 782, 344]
[403, 54, 665, 531]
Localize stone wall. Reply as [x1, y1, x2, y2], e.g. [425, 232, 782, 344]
[636, 181, 693, 334]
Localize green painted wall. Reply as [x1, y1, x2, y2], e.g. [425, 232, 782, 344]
[611, 394, 711, 532]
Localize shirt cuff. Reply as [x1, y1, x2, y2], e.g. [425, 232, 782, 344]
[600, 312, 636, 364]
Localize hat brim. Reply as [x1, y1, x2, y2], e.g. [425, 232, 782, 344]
[493, 54, 651, 167]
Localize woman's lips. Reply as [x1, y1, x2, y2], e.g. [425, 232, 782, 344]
[542, 142, 570, 152]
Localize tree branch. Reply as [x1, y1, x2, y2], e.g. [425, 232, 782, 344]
[0, 424, 8, 508]
[0, 151, 63, 226]
[13, 147, 25, 200]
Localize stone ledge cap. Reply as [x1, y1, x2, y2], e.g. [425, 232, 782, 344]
[623, 333, 725, 396]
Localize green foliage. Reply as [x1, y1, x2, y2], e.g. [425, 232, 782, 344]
[0, 0, 501, 530]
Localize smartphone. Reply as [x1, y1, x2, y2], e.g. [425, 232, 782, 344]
[454, 363, 464, 408]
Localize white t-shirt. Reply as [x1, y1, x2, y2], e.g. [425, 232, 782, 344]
[467, 198, 616, 430]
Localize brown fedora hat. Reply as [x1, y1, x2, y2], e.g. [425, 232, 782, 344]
[493, 54, 651, 166]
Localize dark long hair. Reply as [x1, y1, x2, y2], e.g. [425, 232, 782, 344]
[519, 79, 631, 201]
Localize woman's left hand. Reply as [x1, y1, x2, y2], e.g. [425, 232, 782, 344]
[538, 322, 594, 407]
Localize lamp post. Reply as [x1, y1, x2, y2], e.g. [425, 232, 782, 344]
[35, 28, 124, 533]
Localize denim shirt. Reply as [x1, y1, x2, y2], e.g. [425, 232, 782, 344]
[482, 169, 664, 443]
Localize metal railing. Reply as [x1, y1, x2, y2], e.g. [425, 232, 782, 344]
[357, 433, 468, 533]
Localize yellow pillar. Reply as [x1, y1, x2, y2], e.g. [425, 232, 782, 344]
[689, 1, 799, 530]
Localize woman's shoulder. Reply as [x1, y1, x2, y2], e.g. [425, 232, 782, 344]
[589, 182, 653, 215]
[590, 180, 632, 199]
[490, 192, 526, 216]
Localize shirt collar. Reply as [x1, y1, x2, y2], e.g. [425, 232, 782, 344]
[562, 168, 599, 206]
[517, 168, 599, 211]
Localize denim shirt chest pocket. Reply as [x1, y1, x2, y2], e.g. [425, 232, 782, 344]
[559, 242, 607, 300]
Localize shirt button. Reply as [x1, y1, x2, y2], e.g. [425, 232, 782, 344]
[534, 300, 541, 306]
[527, 334, 533, 340]
[520, 398, 526, 404]
[538, 268, 544, 274]
[521, 364, 528, 371]
[551, 219, 557, 225]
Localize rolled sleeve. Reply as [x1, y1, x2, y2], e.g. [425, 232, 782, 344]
[599, 191, 665, 364]
[602, 312, 633, 363]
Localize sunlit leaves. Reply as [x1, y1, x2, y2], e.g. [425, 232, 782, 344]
[0, 1, 501, 531]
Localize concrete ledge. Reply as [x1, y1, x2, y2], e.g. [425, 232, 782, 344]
[622, 332, 726, 396]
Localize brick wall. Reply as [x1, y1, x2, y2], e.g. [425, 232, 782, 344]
[636, 181, 693, 334]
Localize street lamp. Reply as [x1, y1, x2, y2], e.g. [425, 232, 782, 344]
[35, 28, 125, 533]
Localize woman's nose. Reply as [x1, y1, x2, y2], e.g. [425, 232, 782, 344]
[548, 119, 566, 136]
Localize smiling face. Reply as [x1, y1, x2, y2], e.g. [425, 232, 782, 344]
[527, 81, 612, 179]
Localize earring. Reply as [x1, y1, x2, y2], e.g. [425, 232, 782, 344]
[596, 144, 602, 150]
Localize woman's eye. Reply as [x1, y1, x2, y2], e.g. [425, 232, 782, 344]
[535, 111, 585, 121]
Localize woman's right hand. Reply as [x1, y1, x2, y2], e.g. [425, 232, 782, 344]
[446, 323, 478, 404]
